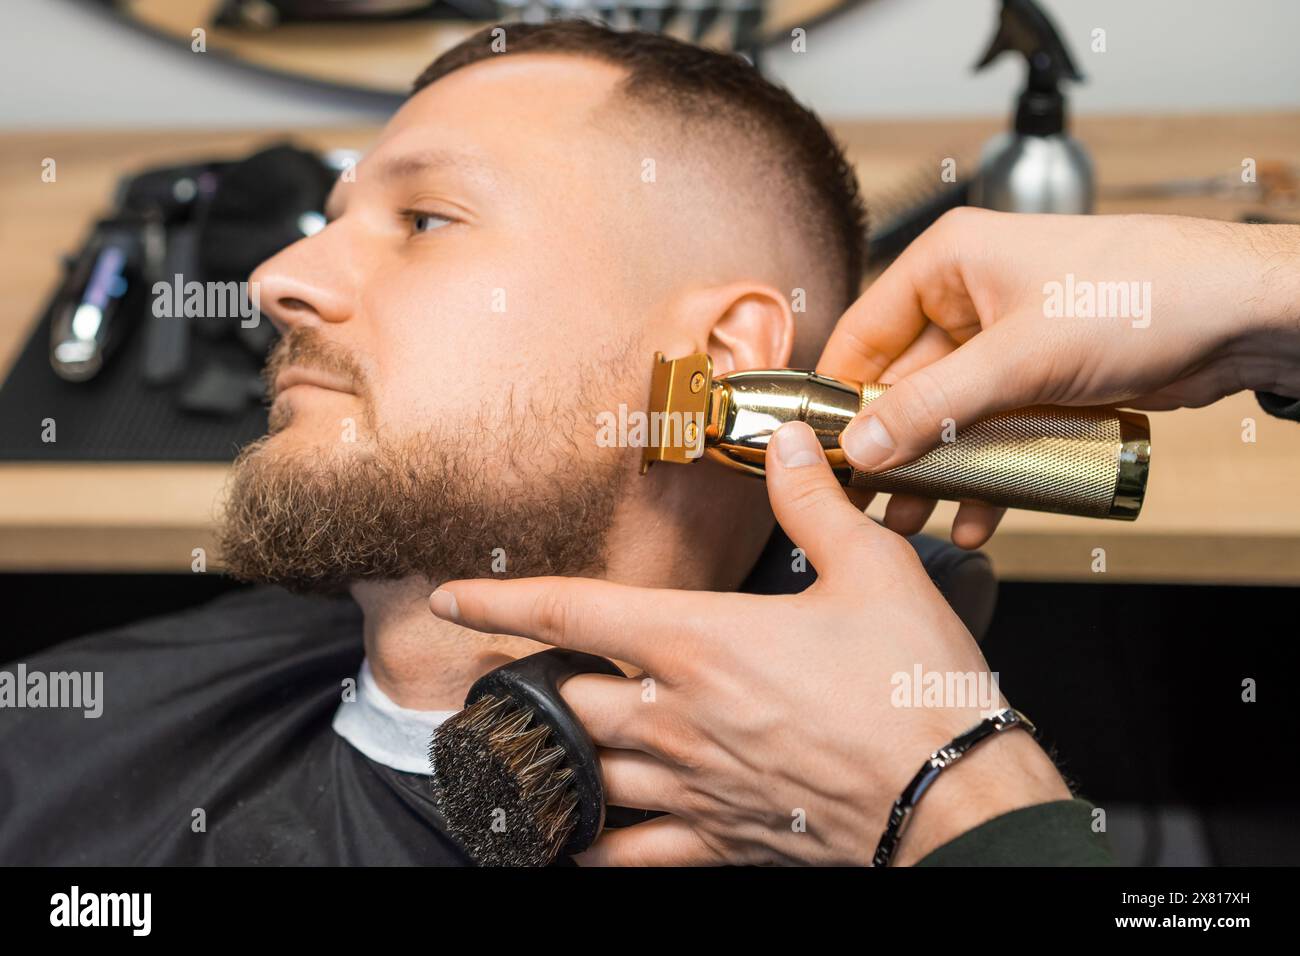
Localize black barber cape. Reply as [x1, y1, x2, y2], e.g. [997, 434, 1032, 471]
[0, 586, 466, 865]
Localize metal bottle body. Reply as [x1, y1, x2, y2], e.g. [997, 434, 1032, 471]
[972, 131, 1095, 214]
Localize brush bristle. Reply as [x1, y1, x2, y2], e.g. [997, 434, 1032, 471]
[429, 694, 580, 867]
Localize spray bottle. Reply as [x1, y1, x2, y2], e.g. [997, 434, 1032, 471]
[970, 0, 1093, 214]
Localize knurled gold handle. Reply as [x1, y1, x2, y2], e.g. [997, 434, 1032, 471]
[849, 384, 1151, 520]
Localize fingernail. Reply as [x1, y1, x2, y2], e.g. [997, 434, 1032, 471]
[429, 589, 460, 622]
[773, 421, 823, 468]
[841, 415, 894, 470]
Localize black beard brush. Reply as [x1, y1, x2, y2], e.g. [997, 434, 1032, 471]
[429, 649, 626, 867]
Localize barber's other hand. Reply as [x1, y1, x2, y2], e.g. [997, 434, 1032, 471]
[430, 421, 1069, 866]
[822, 209, 1300, 547]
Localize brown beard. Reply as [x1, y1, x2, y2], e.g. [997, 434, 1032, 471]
[218, 330, 632, 595]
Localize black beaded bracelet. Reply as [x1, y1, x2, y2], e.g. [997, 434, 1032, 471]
[872, 707, 1037, 867]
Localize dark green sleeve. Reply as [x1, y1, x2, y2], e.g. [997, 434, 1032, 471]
[915, 798, 1112, 866]
[1256, 391, 1300, 422]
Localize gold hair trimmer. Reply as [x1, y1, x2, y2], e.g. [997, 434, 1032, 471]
[641, 352, 1150, 520]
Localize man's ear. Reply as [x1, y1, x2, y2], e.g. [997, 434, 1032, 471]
[679, 283, 795, 375]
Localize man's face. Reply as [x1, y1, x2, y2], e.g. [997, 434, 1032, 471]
[221, 56, 668, 592]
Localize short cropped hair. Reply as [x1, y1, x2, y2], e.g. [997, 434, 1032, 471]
[413, 19, 867, 311]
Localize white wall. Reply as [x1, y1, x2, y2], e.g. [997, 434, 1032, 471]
[0, 0, 394, 128]
[2, 0, 1298, 129]
[767, 0, 1300, 119]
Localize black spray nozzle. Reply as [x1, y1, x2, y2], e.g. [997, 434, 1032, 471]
[975, 0, 1083, 136]
[976, 0, 1083, 86]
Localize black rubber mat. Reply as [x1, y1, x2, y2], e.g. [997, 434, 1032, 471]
[0, 305, 268, 462]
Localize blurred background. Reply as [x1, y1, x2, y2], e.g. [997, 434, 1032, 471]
[3, 0, 1299, 124]
[0, 0, 1297, 867]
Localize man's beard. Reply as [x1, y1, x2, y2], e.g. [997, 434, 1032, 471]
[218, 330, 632, 595]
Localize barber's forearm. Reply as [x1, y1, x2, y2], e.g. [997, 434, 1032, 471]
[1222, 222, 1300, 398]
[893, 732, 1071, 867]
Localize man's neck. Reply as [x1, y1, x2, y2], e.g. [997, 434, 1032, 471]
[349, 577, 537, 710]
[350, 463, 774, 710]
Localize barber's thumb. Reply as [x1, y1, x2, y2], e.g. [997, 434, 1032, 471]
[766, 421, 881, 569]
[839, 345, 1010, 473]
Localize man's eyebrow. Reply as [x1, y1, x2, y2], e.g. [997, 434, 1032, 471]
[372, 148, 496, 183]
[323, 148, 497, 220]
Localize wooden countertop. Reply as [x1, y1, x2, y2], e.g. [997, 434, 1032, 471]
[1, 114, 1298, 581]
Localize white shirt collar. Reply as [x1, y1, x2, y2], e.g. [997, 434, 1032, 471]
[331, 659, 456, 776]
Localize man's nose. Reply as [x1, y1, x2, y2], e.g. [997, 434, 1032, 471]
[251, 235, 354, 335]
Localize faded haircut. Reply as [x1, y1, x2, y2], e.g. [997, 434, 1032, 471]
[412, 19, 867, 313]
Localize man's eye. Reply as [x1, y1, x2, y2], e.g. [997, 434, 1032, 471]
[407, 211, 453, 234]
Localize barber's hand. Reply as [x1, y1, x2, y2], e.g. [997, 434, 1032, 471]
[430, 421, 1069, 866]
[823, 209, 1300, 547]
